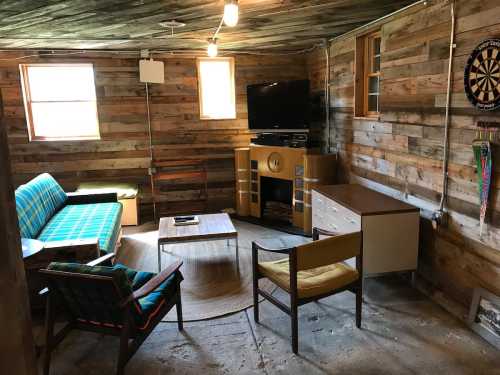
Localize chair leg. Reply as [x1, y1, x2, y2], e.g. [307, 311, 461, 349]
[251, 243, 259, 323]
[43, 296, 55, 375]
[176, 289, 183, 331]
[291, 305, 298, 354]
[253, 286, 259, 323]
[117, 315, 131, 375]
[356, 286, 362, 329]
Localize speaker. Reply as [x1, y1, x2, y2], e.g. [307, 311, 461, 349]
[234, 148, 250, 216]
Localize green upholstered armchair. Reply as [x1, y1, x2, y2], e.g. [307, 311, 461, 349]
[39, 254, 183, 375]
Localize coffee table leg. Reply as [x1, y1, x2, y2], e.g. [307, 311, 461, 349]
[235, 236, 239, 269]
[158, 243, 162, 273]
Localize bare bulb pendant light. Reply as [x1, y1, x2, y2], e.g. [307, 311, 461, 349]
[207, 38, 218, 57]
[224, 0, 239, 27]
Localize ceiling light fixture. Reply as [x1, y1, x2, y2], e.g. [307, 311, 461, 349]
[207, 38, 218, 57]
[158, 20, 186, 37]
[223, 0, 239, 27]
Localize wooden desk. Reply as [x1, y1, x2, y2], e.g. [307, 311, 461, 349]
[157, 213, 238, 272]
[312, 184, 420, 276]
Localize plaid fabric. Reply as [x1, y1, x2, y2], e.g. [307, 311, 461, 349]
[47, 262, 133, 297]
[114, 263, 182, 329]
[48, 262, 182, 330]
[15, 173, 67, 238]
[47, 262, 135, 326]
[38, 202, 122, 253]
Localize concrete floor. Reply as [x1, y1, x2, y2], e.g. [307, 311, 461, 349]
[36, 275, 500, 375]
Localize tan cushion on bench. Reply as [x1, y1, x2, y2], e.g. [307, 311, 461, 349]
[77, 182, 138, 200]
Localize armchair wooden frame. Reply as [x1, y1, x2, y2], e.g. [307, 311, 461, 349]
[39, 254, 183, 375]
[252, 227, 363, 354]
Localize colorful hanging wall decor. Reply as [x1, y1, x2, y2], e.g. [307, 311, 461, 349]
[472, 139, 493, 235]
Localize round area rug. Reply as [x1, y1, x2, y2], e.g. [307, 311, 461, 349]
[118, 219, 308, 321]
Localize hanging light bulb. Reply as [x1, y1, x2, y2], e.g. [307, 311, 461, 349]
[207, 38, 218, 58]
[224, 0, 239, 27]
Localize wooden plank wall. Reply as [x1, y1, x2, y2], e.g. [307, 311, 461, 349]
[1, 53, 307, 219]
[308, 0, 500, 312]
[0, 91, 37, 375]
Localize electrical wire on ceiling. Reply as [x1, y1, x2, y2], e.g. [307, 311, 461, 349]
[0, 43, 323, 61]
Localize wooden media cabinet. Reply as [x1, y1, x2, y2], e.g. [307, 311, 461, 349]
[235, 145, 336, 235]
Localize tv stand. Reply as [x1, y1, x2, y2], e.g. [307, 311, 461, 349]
[234, 145, 336, 235]
[251, 132, 310, 148]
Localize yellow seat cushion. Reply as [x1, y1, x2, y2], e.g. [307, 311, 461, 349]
[258, 258, 359, 299]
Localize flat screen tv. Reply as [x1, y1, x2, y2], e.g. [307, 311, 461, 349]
[247, 79, 310, 130]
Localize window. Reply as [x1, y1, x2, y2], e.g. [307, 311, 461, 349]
[19, 64, 100, 141]
[355, 31, 381, 117]
[197, 57, 236, 120]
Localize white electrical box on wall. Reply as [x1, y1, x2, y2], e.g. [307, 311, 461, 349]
[139, 59, 164, 83]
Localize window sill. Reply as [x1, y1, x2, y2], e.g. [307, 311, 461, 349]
[29, 137, 101, 142]
[200, 116, 237, 121]
[353, 116, 380, 121]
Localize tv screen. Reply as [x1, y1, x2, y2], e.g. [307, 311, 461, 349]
[247, 79, 310, 130]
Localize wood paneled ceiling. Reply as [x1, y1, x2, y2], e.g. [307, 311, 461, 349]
[0, 0, 416, 52]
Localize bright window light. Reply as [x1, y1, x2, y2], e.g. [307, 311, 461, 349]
[19, 64, 100, 141]
[197, 58, 236, 120]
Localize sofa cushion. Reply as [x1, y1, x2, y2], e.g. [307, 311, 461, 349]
[114, 263, 183, 330]
[38, 202, 122, 253]
[47, 262, 138, 325]
[15, 173, 67, 238]
[47, 262, 133, 298]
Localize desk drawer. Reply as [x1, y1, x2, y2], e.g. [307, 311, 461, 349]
[312, 191, 361, 234]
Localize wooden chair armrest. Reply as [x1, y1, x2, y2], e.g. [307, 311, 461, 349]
[66, 192, 118, 204]
[122, 259, 183, 307]
[86, 253, 115, 267]
[252, 240, 293, 254]
[312, 227, 338, 241]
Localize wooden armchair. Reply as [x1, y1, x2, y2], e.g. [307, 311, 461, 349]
[39, 254, 183, 375]
[252, 227, 363, 354]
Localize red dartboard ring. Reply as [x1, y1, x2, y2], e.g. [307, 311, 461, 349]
[464, 39, 500, 111]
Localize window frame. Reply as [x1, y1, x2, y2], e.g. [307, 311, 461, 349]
[19, 63, 101, 142]
[196, 57, 236, 120]
[355, 30, 381, 118]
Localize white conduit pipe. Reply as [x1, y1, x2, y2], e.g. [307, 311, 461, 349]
[324, 39, 331, 153]
[438, 0, 456, 214]
[145, 82, 157, 221]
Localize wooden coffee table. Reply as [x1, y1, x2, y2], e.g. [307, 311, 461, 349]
[157, 213, 238, 272]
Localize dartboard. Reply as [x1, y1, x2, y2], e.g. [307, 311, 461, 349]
[464, 39, 500, 111]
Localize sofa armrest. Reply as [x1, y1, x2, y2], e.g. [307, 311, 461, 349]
[24, 238, 100, 270]
[87, 253, 115, 267]
[66, 192, 118, 205]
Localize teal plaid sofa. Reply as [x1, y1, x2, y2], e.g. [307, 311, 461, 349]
[15, 173, 122, 253]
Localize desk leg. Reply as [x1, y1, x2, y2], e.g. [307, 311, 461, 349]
[158, 243, 162, 273]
